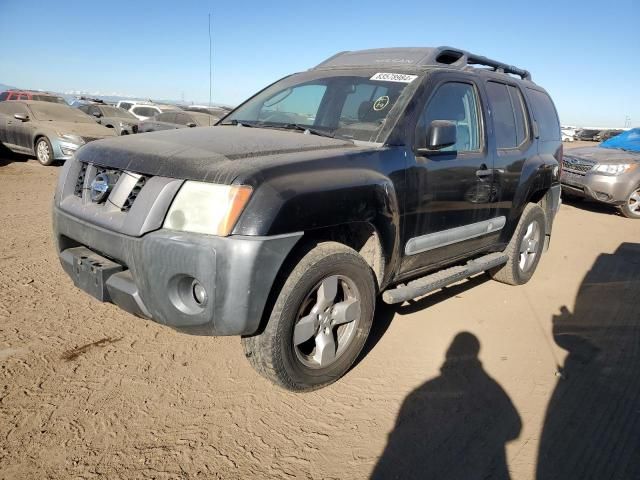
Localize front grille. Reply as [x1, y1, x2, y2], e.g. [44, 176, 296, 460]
[82, 136, 101, 143]
[74, 162, 88, 197]
[74, 163, 150, 212]
[121, 175, 147, 212]
[563, 157, 594, 175]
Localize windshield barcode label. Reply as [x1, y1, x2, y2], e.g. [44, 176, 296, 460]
[370, 72, 418, 83]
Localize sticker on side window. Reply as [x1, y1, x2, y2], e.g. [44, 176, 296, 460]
[370, 72, 418, 83]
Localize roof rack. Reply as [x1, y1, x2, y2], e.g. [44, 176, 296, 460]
[313, 46, 532, 81]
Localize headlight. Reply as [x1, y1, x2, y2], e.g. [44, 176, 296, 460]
[55, 132, 85, 145]
[163, 181, 252, 236]
[593, 164, 634, 176]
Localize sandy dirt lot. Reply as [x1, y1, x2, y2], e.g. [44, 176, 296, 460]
[1, 143, 639, 479]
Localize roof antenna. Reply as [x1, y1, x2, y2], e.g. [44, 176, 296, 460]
[208, 12, 213, 107]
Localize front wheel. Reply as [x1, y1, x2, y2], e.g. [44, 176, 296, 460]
[490, 203, 546, 285]
[242, 241, 376, 391]
[35, 137, 54, 166]
[620, 185, 640, 219]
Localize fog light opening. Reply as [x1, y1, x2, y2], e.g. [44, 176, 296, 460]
[192, 281, 208, 306]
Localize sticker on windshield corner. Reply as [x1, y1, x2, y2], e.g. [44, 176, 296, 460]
[373, 96, 390, 111]
[370, 72, 418, 83]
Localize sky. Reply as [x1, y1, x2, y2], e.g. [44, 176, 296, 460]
[0, 0, 638, 128]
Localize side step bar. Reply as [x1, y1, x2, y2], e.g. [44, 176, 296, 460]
[382, 252, 508, 304]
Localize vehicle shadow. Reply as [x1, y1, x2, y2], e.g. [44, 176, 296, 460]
[536, 242, 640, 479]
[371, 331, 522, 480]
[0, 146, 29, 167]
[562, 195, 623, 217]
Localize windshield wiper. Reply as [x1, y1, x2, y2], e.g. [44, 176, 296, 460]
[219, 119, 255, 127]
[261, 123, 335, 138]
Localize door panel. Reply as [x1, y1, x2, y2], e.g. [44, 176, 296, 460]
[399, 76, 498, 277]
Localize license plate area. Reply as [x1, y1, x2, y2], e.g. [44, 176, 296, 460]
[561, 170, 584, 187]
[60, 246, 123, 301]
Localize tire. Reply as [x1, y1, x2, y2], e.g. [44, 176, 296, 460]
[35, 137, 54, 166]
[490, 203, 546, 286]
[241, 241, 376, 391]
[620, 185, 640, 219]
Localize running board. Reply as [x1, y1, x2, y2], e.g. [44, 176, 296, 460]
[382, 252, 508, 304]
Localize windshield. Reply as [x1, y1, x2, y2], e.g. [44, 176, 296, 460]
[101, 106, 137, 120]
[225, 70, 421, 142]
[30, 103, 95, 123]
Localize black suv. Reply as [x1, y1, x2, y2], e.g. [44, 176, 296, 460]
[53, 47, 562, 391]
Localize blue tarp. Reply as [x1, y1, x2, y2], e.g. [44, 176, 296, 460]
[600, 128, 640, 152]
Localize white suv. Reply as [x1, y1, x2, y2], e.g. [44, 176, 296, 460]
[116, 101, 180, 121]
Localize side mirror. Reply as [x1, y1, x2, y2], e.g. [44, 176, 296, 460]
[187, 122, 197, 128]
[417, 120, 457, 153]
[92, 111, 103, 118]
[14, 113, 29, 122]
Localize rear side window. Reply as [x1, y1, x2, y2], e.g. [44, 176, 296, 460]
[526, 89, 560, 141]
[133, 106, 159, 117]
[0, 92, 9, 101]
[486, 82, 528, 149]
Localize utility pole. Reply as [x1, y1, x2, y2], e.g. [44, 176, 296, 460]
[208, 13, 213, 107]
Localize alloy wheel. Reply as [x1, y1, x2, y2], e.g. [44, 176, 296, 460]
[293, 275, 361, 369]
[518, 220, 541, 272]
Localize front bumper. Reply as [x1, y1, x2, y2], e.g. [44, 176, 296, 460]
[561, 170, 631, 204]
[53, 206, 302, 336]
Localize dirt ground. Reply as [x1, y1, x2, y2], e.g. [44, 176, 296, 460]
[1, 142, 639, 479]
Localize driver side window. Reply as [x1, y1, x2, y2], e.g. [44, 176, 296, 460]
[258, 84, 326, 125]
[417, 82, 481, 152]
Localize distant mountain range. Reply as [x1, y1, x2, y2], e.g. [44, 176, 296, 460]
[0, 82, 233, 109]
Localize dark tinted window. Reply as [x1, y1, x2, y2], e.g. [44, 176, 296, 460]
[0, 92, 8, 101]
[508, 86, 528, 145]
[486, 82, 519, 149]
[173, 113, 190, 125]
[526, 89, 560, 141]
[18, 94, 29, 100]
[89, 105, 101, 116]
[0, 102, 28, 115]
[417, 82, 481, 152]
[78, 105, 90, 114]
[156, 112, 175, 122]
[132, 106, 159, 117]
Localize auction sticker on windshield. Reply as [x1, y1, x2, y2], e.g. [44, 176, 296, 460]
[370, 72, 418, 83]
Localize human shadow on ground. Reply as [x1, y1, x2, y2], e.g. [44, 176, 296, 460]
[356, 273, 490, 369]
[536, 242, 640, 480]
[371, 331, 522, 480]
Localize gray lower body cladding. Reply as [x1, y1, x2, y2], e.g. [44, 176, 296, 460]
[53, 207, 302, 336]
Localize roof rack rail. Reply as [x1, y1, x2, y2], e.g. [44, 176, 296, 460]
[433, 46, 532, 81]
[313, 46, 532, 81]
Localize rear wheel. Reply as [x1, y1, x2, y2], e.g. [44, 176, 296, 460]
[490, 203, 546, 285]
[242, 242, 376, 391]
[620, 185, 640, 219]
[35, 137, 54, 166]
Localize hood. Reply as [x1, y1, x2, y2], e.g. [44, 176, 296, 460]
[47, 121, 116, 138]
[564, 146, 640, 165]
[75, 125, 358, 184]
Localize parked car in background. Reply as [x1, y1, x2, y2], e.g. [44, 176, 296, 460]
[0, 89, 67, 104]
[0, 100, 115, 165]
[561, 128, 640, 218]
[122, 102, 180, 121]
[136, 111, 217, 133]
[53, 46, 562, 390]
[561, 128, 575, 142]
[595, 129, 623, 142]
[78, 103, 138, 135]
[182, 105, 231, 121]
[574, 129, 600, 141]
